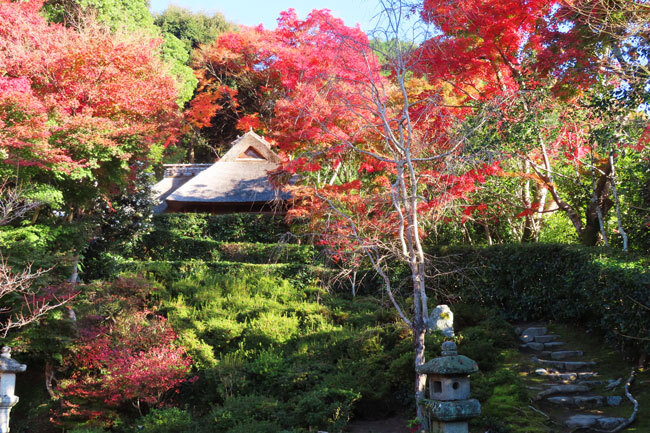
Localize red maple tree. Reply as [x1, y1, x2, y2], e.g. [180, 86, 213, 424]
[0, 0, 180, 182]
[57, 310, 192, 425]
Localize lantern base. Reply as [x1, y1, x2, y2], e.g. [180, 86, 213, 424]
[430, 420, 468, 433]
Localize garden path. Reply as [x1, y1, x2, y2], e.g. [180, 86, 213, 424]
[519, 325, 634, 431]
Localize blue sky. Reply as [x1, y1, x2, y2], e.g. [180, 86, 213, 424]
[149, 0, 379, 32]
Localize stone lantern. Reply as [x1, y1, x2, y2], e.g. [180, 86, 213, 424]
[416, 341, 481, 433]
[0, 347, 26, 433]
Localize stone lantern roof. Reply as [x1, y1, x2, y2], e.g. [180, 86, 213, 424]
[416, 342, 478, 376]
[0, 347, 26, 373]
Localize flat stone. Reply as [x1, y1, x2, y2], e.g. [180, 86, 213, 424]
[535, 358, 566, 370]
[563, 361, 596, 370]
[547, 396, 574, 405]
[555, 373, 578, 381]
[522, 327, 547, 336]
[565, 414, 599, 429]
[534, 334, 559, 343]
[544, 341, 565, 349]
[536, 384, 590, 400]
[574, 395, 603, 406]
[607, 396, 623, 406]
[577, 380, 605, 386]
[542, 371, 597, 383]
[523, 342, 545, 351]
[550, 350, 583, 360]
[598, 417, 627, 429]
[548, 395, 604, 406]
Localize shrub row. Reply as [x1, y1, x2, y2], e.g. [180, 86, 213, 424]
[428, 244, 650, 355]
[116, 259, 333, 289]
[148, 213, 289, 243]
[133, 235, 316, 263]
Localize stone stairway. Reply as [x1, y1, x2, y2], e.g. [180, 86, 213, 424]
[518, 326, 629, 431]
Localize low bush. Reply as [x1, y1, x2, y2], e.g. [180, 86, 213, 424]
[149, 214, 289, 243]
[127, 408, 193, 433]
[133, 235, 316, 264]
[117, 259, 331, 289]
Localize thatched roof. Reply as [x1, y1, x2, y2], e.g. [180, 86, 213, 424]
[166, 131, 288, 206]
[152, 164, 212, 213]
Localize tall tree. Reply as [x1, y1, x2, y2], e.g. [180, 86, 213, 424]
[416, 0, 648, 247]
[154, 5, 233, 51]
[188, 7, 497, 425]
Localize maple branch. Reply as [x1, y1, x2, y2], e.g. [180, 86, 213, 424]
[0, 256, 76, 337]
[314, 190, 412, 327]
[0, 180, 42, 226]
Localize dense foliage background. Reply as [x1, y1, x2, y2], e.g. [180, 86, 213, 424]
[0, 0, 647, 432]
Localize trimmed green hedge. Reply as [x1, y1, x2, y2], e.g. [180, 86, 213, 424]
[117, 259, 333, 288]
[429, 244, 650, 355]
[134, 235, 316, 263]
[149, 213, 289, 243]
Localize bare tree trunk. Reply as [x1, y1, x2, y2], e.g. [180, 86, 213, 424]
[413, 322, 427, 423]
[484, 223, 493, 245]
[521, 159, 536, 242]
[609, 151, 628, 251]
[45, 362, 57, 399]
[582, 160, 613, 246]
[69, 255, 80, 285]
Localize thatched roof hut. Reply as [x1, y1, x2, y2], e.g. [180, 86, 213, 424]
[153, 131, 288, 214]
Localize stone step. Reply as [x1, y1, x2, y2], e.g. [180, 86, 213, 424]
[521, 342, 545, 351]
[533, 358, 596, 371]
[576, 379, 605, 387]
[521, 341, 568, 352]
[534, 384, 591, 400]
[546, 395, 622, 407]
[549, 350, 583, 360]
[520, 327, 548, 343]
[539, 350, 582, 359]
[543, 341, 565, 349]
[565, 414, 627, 430]
[535, 368, 598, 382]
[523, 326, 547, 336]
[534, 334, 559, 343]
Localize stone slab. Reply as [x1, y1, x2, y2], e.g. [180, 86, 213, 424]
[534, 335, 559, 343]
[574, 395, 603, 406]
[536, 384, 590, 400]
[563, 361, 596, 370]
[550, 350, 583, 360]
[547, 396, 574, 405]
[548, 395, 604, 406]
[544, 342, 565, 349]
[522, 327, 547, 336]
[521, 342, 545, 351]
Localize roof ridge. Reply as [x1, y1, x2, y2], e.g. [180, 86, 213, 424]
[230, 130, 271, 148]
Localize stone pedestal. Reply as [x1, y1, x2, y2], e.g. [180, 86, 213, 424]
[0, 347, 26, 433]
